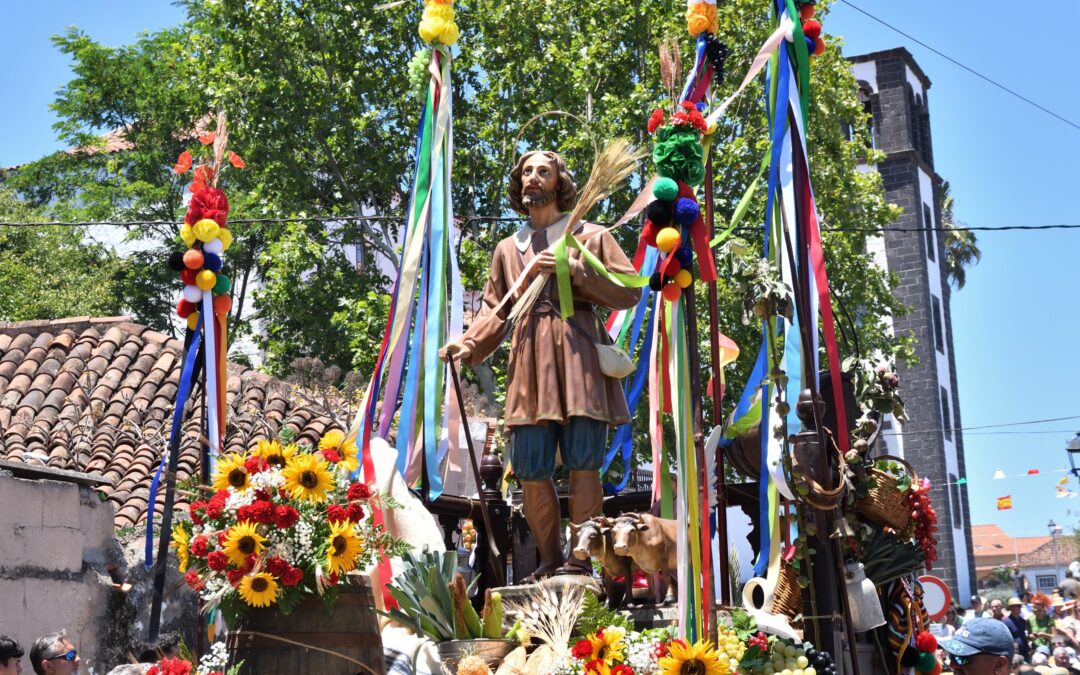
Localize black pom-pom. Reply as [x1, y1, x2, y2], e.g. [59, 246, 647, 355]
[649, 272, 663, 292]
[167, 251, 186, 271]
[675, 246, 694, 269]
[645, 200, 674, 227]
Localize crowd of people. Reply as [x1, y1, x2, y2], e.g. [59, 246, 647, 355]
[0, 631, 181, 675]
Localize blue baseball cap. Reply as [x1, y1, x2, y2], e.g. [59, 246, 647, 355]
[941, 618, 1015, 659]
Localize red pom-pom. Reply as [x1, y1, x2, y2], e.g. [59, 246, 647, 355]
[176, 299, 196, 318]
[662, 283, 682, 302]
[799, 4, 815, 20]
[802, 19, 822, 39]
[180, 268, 197, 286]
[213, 294, 232, 315]
[915, 631, 938, 653]
[664, 257, 682, 277]
[813, 36, 827, 56]
[647, 109, 665, 134]
[183, 249, 204, 270]
[641, 219, 661, 247]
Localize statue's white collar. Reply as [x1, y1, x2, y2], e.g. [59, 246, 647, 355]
[512, 214, 579, 253]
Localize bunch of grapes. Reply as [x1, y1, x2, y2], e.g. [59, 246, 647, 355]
[760, 641, 813, 675]
[907, 480, 938, 569]
[715, 625, 748, 673]
[407, 47, 433, 102]
[460, 520, 477, 552]
[805, 644, 837, 675]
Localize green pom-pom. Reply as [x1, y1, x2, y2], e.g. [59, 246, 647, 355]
[653, 177, 680, 201]
[213, 274, 232, 295]
[915, 651, 937, 673]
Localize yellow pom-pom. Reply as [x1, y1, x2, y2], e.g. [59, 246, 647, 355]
[419, 3, 458, 45]
[656, 227, 681, 253]
[441, 21, 459, 45]
[219, 228, 234, 251]
[180, 223, 196, 247]
[686, 3, 710, 35]
[187, 312, 200, 331]
[193, 218, 221, 243]
[196, 270, 217, 291]
[675, 269, 693, 288]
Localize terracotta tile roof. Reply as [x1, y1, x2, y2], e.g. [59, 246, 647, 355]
[1019, 538, 1079, 568]
[973, 524, 1050, 557]
[0, 316, 344, 530]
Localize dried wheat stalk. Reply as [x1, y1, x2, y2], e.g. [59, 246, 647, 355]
[503, 579, 586, 664]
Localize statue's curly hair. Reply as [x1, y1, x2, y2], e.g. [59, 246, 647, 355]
[507, 151, 577, 215]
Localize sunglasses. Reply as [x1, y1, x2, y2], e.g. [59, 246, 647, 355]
[47, 649, 77, 662]
[950, 652, 986, 667]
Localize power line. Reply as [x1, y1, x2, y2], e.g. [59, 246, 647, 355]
[837, 0, 1080, 134]
[881, 414, 1080, 437]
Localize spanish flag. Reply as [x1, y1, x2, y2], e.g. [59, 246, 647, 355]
[997, 495, 1013, 511]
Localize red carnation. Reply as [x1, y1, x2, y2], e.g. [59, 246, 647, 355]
[207, 551, 228, 571]
[236, 505, 252, 523]
[282, 566, 304, 587]
[248, 500, 274, 524]
[226, 569, 245, 587]
[245, 456, 269, 474]
[184, 569, 204, 591]
[328, 504, 349, 524]
[216, 531, 229, 547]
[346, 502, 365, 523]
[585, 659, 605, 674]
[273, 505, 300, 529]
[205, 502, 223, 520]
[647, 108, 665, 134]
[190, 535, 209, 558]
[571, 639, 593, 660]
[185, 186, 230, 225]
[148, 667, 160, 675]
[189, 501, 207, 526]
[265, 556, 290, 578]
[158, 657, 192, 675]
[254, 488, 271, 501]
[326, 572, 340, 586]
[173, 151, 193, 175]
[612, 667, 635, 675]
[322, 449, 342, 464]
[347, 483, 371, 501]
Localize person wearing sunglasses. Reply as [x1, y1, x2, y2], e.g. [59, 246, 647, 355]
[941, 617, 1015, 675]
[28, 632, 79, 675]
[0, 635, 24, 675]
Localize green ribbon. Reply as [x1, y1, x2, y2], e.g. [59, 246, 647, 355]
[553, 230, 651, 320]
[710, 147, 771, 248]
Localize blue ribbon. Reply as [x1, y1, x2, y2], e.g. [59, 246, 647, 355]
[423, 93, 449, 499]
[145, 315, 203, 570]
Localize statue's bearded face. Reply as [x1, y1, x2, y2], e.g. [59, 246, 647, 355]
[519, 154, 559, 210]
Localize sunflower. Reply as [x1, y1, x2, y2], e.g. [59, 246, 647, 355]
[222, 521, 267, 567]
[282, 453, 335, 503]
[584, 626, 626, 673]
[253, 439, 295, 468]
[238, 572, 280, 608]
[212, 452, 250, 492]
[170, 523, 191, 573]
[659, 639, 728, 675]
[318, 429, 360, 473]
[325, 520, 365, 574]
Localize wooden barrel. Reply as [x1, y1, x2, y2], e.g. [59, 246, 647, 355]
[226, 576, 386, 675]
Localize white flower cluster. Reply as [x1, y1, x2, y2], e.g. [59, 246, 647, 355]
[197, 641, 229, 673]
[294, 519, 316, 561]
[249, 468, 284, 491]
[624, 634, 661, 673]
[224, 488, 255, 513]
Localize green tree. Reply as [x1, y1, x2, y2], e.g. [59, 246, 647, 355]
[940, 180, 981, 289]
[0, 187, 123, 320]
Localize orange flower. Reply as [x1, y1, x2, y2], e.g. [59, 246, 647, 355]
[199, 131, 217, 145]
[173, 151, 193, 174]
[228, 151, 246, 169]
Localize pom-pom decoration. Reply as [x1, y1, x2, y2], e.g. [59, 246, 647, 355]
[180, 269, 198, 286]
[196, 270, 217, 291]
[656, 227, 681, 253]
[814, 36, 827, 56]
[662, 283, 682, 302]
[675, 246, 694, 268]
[664, 257, 683, 277]
[914, 632, 938, 654]
[652, 125, 706, 187]
[183, 250, 205, 270]
[213, 294, 232, 315]
[685, 0, 719, 36]
[802, 19, 822, 39]
[176, 299, 197, 319]
[213, 274, 232, 295]
[805, 36, 816, 55]
[186, 312, 200, 331]
[218, 228, 234, 251]
[193, 218, 221, 243]
[168, 251, 186, 272]
[649, 272, 664, 292]
[179, 224, 196, 248]
[642, 219, 662, 248]
[182, 285, 203, 304]
[418, 0, 459, 46]
[674, 269, 693, 288]
[646, 200, 675, 227]
[674, 197, 700, 226]
[203, 253, 223, 273]
[915, 651, 937, 673]
[799, 3, 816, 20]
[203, 238, 224, 256]
[653, 177, 680, 202]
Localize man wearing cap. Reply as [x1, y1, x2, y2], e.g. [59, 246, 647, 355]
[1004, 598, 1032, 660]
[942, 617, 1015, 675]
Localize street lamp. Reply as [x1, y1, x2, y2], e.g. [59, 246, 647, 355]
[1067, 433, 1080, 477]
[1049, 519, 1064, 585]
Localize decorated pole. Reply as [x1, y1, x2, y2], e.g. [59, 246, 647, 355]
[147, 117, 243, 640]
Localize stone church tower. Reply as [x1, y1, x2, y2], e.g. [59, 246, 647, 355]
[849, 48, 976, 601]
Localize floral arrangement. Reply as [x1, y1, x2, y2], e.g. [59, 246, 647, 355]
[418, 0, 459, 46]
[170, 428, 408, 623]
[553, 611, 833, 675]
[686, 0, 719, 37]
[142, 649, 240, 675]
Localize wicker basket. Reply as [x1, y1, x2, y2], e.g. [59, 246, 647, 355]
[854, 454, 915, 531]
[772, 560, 803, 619]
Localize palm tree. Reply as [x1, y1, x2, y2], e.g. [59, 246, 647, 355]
[940, 181, 982, 289]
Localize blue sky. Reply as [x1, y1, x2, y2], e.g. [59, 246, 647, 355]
[3, 2, 1078, 537]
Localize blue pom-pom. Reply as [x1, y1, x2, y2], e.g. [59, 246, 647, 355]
[675, 246, 694, 268]
[696, 101, 708, 113]
[203, 252, 223, 272]
[674, 198, 700, 226]
[805, 36, 816, 54]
